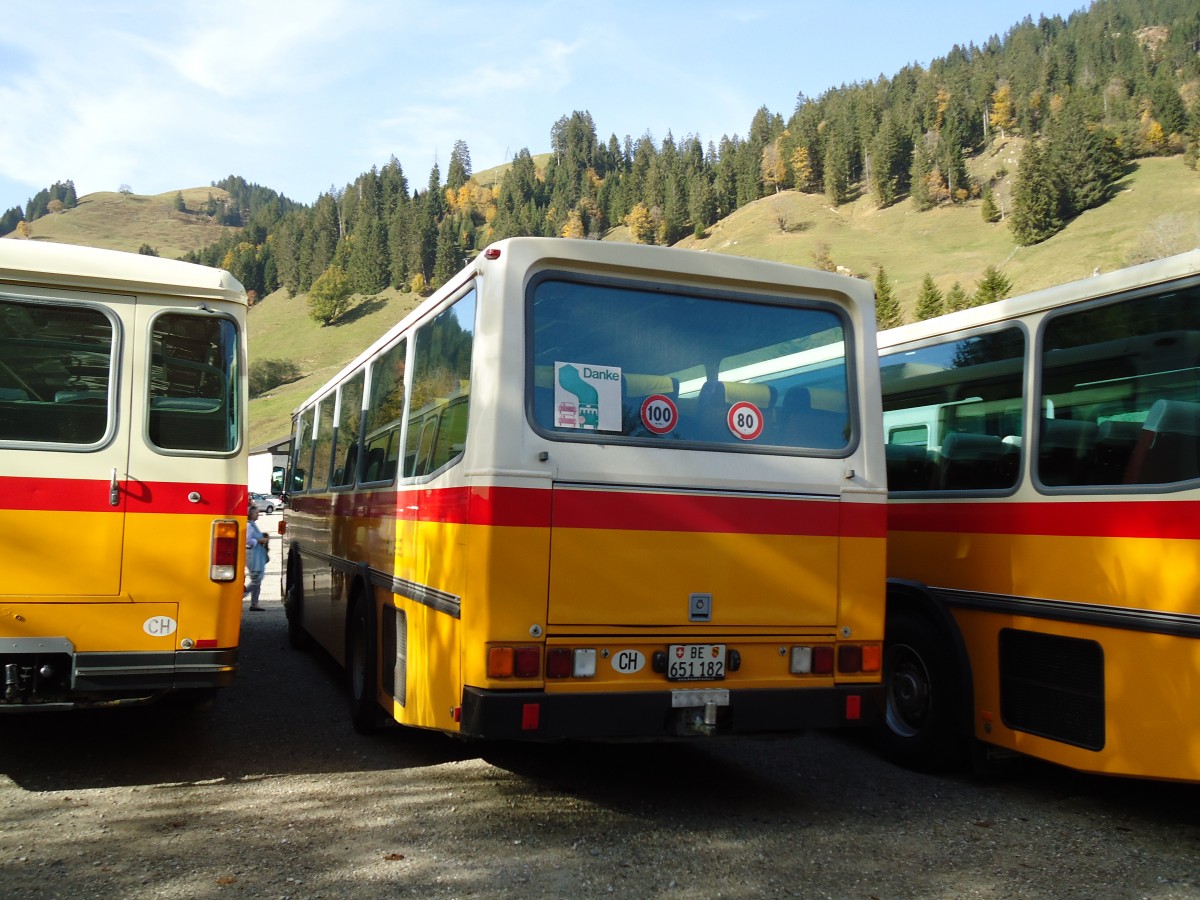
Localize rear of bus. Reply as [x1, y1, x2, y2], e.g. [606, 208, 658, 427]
[455, 239, 886, 739]
[0, 242, 247, 710]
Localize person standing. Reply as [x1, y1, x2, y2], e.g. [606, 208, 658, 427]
[245, 505, 269, 611]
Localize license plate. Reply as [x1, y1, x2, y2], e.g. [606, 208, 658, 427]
[667, 644, 726, 681]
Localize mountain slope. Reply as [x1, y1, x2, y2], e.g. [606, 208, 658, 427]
[4, 187, 239, 258]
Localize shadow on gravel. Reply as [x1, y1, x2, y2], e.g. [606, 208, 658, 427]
[0, 604, 479, 792]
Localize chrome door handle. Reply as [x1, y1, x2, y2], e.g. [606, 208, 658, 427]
[109, 468, 120, 507]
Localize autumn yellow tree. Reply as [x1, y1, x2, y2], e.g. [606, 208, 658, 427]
[625, 203, 655, 244]
[761, 141, 785, 193]
[989, 83, 1016, 138]
[561, 209, 585, 239]
[790, 146, 813, 192]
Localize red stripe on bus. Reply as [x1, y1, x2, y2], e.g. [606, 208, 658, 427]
[889, 499, 1200, 540]
[300, 485, 885, 537]
[551, 488, 884, 537]
[0, 476, 247, 516]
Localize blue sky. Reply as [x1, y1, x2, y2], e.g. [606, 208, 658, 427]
[0, 0, 1089, 212]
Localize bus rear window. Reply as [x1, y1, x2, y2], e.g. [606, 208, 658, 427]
[528, 278, 852, 452]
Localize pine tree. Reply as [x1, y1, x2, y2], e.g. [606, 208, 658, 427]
[447, 140, 472, 191]
[823, 128, 851, 207]
[944, 281, 969, 312]
[981, 185, 1001, 223]
[1009, 140, 1062, 245]
[874, 266, 903, 329]
[431, 217, 462, 289]
[972, 265, 1014, 307]
[915, 275, 944, 320]
[909, 139, 934, 211]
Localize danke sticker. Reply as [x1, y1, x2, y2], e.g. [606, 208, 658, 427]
[554, 362, 622, 431]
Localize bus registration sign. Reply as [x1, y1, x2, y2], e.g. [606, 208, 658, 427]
[667, 643, 726, 681]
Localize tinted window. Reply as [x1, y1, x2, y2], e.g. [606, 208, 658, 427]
[881, 328, 1025, 491]
[529, 279, 851, 452]
[0, 298, 114, 446]
[405, 291, 475, 478]
[1039, 282, 1200, 487]
[363, 338, 406, 483]
[332, 371, 364, 487]
[148, 313, 239, 452]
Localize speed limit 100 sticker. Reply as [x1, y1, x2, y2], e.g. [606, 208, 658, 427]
[640, 393, 678, 435]
[727, 401, 764, 440]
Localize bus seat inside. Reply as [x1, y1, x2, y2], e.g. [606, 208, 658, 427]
[938, 432, 1008, 490]
[776, 386, 847, 449]
[1038, 419, 1098, 486]
[1124, 399, 1200, 484]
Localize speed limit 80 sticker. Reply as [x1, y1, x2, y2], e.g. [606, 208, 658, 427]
[727, 401, 764, 441]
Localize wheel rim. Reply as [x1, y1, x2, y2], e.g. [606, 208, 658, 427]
[885, 643, 932, 738]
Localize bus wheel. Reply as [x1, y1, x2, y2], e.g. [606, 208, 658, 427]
[283, 569, 311, 652]
[347, 599, 380, 734]
[879, 611, 963, 771]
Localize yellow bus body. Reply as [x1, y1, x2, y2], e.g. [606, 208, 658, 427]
[0, 241, 248, 709]
[284, 238, 887, 741]
[880, 249, 1200, 781]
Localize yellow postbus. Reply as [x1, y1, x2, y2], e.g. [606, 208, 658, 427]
[878, 248, 1200, 780]
[0, 240, 248, 709]
[282, 236, 887, 740]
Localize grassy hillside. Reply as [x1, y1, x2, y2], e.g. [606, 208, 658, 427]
[246, 287, 422, 446]
[677, 154, 1200, 314]
[5, 187, 238, 258]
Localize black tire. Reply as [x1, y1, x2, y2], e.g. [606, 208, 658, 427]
[265, 503, 274, 515]
[283, 562, 312, 652]
[347, 598, 381, 734]
[878, 610, 966, 772]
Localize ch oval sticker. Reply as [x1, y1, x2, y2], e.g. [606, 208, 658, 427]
[143, 616, 177, 637]
[611, 649, 645, 674]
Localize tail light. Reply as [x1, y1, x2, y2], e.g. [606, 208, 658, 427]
[790, 643, 882, 675]
[210, 519, 239, 582]
[487, 646, 542, 679]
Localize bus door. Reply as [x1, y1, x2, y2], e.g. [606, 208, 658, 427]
[0, 290, 135, 598]
[121, 301, 243, 614]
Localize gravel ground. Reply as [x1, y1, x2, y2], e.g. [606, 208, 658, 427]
[2, 512, 1200, 899]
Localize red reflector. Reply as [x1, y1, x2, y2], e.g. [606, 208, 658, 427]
[812, 645, 834, 674]
[194, 639, 219, 649]
[484, 247, 501, 260]
[521, 702, 540, 730]
[838, 644, 863, 673]
[514, 647, 540, 678]
[453, 706, 462, 723]
[546, 648, 571, 678]
[845, 694, 862, 720]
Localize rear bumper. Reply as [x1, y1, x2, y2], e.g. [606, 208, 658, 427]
[460, 683, 884, 741]
[0, 642, 237, 711]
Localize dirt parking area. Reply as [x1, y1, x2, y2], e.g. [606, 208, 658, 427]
[1, 511, 1199, 898]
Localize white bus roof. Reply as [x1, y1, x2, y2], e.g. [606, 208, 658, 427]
[0, 239, 247, 304]
[293, 236, 874, 412]
[879, 248, 1200, 349]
